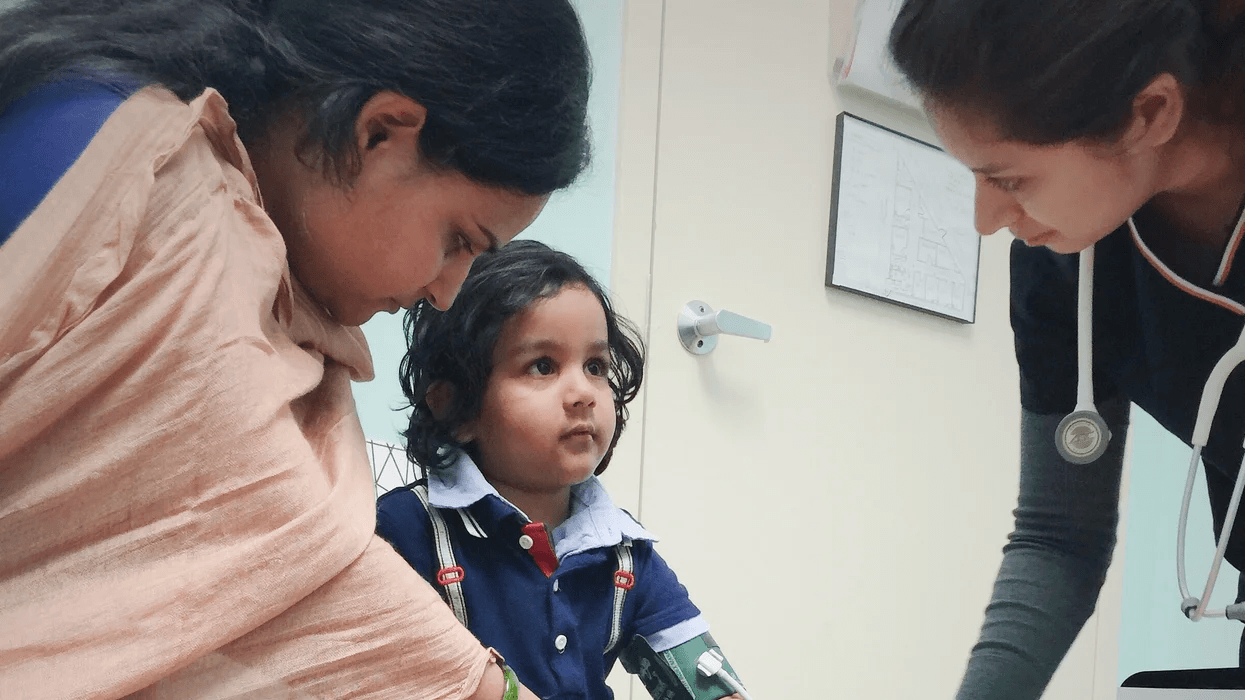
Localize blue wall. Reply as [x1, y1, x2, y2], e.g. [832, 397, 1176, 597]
[1118, 406, 1242, 681]
[352, 0, 624, 445]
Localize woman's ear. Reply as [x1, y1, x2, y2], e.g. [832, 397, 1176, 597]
[353, 91, 428, 175]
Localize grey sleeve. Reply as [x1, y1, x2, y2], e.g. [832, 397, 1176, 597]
[956, 397, 1130, 700]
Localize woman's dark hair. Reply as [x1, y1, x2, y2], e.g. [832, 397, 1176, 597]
[0, 0, 591, 194]
[889, 0, 1245, 144]
[399, 239, 645, 475]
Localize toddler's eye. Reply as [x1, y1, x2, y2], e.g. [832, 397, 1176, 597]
[585, 357, 610, 377]
[529, 358, 554, 376]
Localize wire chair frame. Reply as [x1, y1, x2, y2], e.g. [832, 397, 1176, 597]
[366, 439, 425, 500]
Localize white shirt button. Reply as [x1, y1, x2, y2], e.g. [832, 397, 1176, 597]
[554, 634, 568, 652]
[518, 534, 534, 550]
[553, 579, 560, 592]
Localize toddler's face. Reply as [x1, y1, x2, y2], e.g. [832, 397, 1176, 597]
[461, 284, 617, 496]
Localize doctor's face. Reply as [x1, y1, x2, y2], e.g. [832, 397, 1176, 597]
[928, 103, 1152, 254]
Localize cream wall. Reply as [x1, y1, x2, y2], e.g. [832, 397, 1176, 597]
[603, 1, 1127, 698]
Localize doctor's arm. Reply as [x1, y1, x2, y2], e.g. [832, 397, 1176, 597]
[956, 397, 1129, 700]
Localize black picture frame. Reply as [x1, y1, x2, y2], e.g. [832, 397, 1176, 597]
[826, 112, 981, 324]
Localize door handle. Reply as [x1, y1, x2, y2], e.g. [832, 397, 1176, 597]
[677, 300, 772, 355]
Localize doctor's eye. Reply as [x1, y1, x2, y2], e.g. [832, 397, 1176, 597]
[989, 177, 1024, 193]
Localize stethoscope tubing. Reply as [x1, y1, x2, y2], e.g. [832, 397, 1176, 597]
[1078, 220, 1245, 621]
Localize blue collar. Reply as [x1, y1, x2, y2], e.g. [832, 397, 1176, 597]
[427, 452, 656, 559]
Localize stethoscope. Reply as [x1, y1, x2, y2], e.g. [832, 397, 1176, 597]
[1062, 216, 1245, 622]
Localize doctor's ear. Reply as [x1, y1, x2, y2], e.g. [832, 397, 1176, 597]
[1117, 72, 1184, 155]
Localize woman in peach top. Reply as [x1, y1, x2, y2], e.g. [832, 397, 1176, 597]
[0, 1, 589, 698]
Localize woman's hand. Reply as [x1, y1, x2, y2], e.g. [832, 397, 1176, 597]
[466, 660, 542, 700]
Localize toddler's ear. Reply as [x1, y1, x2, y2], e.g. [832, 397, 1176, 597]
[425, 381, 476, 442]
[425, 381, 455, 420]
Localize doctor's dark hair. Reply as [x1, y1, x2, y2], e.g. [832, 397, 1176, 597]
[0, 0, 591, 195]
[889, 0, 1245, 144]
[399, 240, 645, 475]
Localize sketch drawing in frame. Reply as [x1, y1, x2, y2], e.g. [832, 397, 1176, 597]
[826, 112, 981, 323]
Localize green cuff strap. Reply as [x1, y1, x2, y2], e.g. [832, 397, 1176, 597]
[619, 632, 742, 700]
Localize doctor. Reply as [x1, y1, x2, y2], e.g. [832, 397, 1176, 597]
[889, 0, 1245, 698]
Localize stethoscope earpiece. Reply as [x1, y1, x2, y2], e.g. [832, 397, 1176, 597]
[1182, 597, 1201, 620]
[1054, 409, 1111, 464]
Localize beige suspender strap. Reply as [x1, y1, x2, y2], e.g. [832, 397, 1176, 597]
[412, 483, 469, 628]
[605, 542, 635, 654]
[416, 482, 635, 653]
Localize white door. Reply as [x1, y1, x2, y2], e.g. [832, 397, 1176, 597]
[603, 1, 1126, 698]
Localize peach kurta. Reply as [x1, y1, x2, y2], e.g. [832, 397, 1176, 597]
[0, 86, 489, 699]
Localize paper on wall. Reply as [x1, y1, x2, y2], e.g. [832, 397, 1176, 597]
[834, 0, 924, 114]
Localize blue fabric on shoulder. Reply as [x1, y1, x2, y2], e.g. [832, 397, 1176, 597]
[0, 75, 140, 246]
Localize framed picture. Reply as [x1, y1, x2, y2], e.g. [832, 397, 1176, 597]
[826, 112, 981, 323]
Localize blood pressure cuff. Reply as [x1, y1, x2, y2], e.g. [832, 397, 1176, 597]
[619, 632, 744, 700]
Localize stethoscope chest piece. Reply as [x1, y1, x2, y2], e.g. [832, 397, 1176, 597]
[1055, 409, 1111, 464]
[1060, 246, 1111, 465]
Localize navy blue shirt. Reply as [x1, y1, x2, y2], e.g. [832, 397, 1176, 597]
[0, 74, 139, 245]
[1012, 215, 1245, 566]
[377, 454, 708, 700]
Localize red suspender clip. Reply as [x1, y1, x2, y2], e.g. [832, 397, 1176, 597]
[613, 570, 635, 590]
[437, 565, 465, 585]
